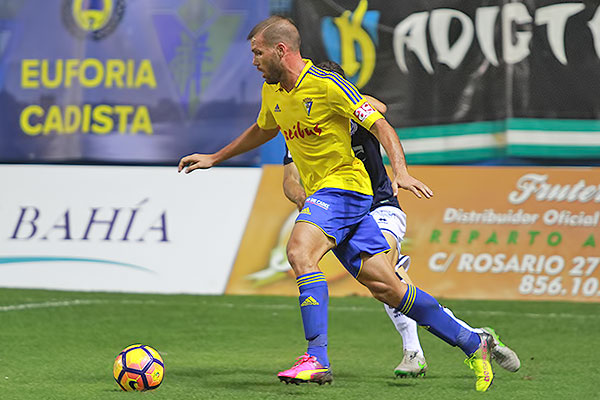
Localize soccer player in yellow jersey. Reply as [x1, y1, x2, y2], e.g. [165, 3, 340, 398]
[178, 16, 500, 392]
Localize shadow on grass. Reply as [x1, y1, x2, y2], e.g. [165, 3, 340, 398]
[103, 388, 126, 393]
[385, 379, 419, 388]
[167, 368, 335, 394]
[169, 365, 276, 378]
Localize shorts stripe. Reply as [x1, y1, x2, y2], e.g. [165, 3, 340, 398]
[399, 284, 417, 314]
[380, 228, 399, 243]
[295, 220, 338, 246]
[355, 246, 391, 279]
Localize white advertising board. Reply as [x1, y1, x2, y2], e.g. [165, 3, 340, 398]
[0, 165, 261, 294]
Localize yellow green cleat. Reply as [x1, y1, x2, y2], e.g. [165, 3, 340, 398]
[465, 333, 494, 392]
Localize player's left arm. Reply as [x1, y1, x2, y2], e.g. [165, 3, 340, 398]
[363, 95, 387, 114]
[325, 78, 432, 198]
[369, 118, 433, 199]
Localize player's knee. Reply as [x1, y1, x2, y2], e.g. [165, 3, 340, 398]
[286, 245, 315, 275]
[366, 280, 402, 307]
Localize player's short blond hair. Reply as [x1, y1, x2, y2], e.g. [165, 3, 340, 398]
[247, 15, 301, 51]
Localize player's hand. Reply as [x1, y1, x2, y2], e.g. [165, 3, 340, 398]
[393, 173, 433, 199]
[294, 195, 306, 211]
[177, 153, 216, 174]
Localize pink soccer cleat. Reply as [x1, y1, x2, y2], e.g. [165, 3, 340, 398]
[277, 353, 332, 385]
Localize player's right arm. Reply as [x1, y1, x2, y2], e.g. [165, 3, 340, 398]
[178, 123, 278, 173]
[179, 84, 280, 174]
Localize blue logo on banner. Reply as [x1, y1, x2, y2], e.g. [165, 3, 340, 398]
[0, 24, 12, 90]
[152, 0, 243, 115]
[0, 2, 21, 90]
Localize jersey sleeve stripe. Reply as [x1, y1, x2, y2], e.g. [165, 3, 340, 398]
[312, 67, 363, 101]
[309, 66, 362, 102]
[296, 68, 311, 88]
[307, 70, 359, 104]
[308, 67, 362, 104]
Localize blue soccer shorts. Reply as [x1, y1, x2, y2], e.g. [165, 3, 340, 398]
[295, 187, 390, 278]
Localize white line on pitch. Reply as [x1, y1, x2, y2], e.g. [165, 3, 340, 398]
[0, 299, 105, 311]
[0, 299, 155, 312]
[2, 298, 598, 321]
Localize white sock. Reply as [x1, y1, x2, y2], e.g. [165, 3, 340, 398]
[384, 304, 424, 355]
[442, 306, 483, 333]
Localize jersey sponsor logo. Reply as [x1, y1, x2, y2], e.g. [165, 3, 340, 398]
[300, 296, 320, 306]
[282, 122, 322, 141]
[353, 102, 375, 122]
[274, 104, 281, 112]
[306, 197, 330, 210]
[303, 97, 313, 116]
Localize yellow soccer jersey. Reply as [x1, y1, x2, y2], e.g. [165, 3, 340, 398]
[256, 59, 384, 196]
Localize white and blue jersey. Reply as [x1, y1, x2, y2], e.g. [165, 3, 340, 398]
[348, 120, 401, 211]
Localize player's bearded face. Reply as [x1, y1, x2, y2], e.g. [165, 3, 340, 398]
[261, 53, 283, 84]
[251, 37, 283, 84]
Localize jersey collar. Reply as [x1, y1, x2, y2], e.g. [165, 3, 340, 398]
[276, 59, 313, 92]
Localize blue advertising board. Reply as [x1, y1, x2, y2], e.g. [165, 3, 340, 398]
[0, 0, 269, 165]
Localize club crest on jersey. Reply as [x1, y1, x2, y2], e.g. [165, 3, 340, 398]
[303, 97, 313, 116]
[274, 104, 281, 112]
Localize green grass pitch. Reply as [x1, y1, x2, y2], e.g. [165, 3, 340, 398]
[0, 288, 598, 399]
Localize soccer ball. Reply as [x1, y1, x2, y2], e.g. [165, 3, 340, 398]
[113, 344, 164, 391]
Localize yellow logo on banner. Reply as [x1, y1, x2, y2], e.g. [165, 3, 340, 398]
[332, 0, 376, 88]
[63, 0, 125, 40]
[72, 0, 114, 32]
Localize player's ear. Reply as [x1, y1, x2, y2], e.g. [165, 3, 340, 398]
[276, 43, 285, 58]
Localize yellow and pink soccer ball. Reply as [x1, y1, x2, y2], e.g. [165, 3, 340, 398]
[113, 344, 164, 391]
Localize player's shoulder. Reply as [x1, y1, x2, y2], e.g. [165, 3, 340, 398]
[308, 67, 362, 104]
[306, 65, 345, 88]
